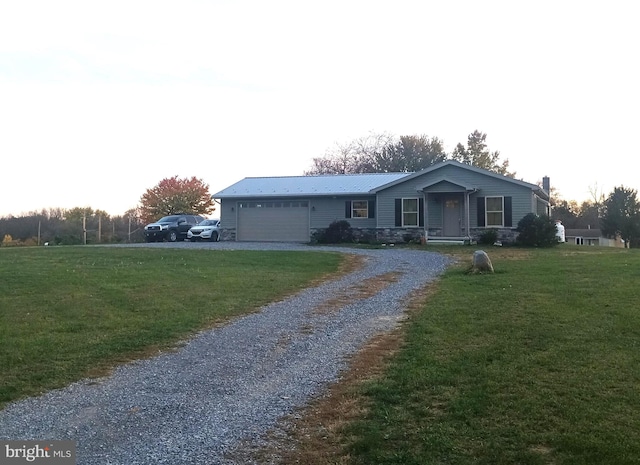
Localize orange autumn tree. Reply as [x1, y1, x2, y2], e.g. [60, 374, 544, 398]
[139, 176, 215, 224]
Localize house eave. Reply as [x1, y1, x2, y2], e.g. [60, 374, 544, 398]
[372, 160, 541, 193]
[213, 191, 377, 200]
[534, 187, 550, 202]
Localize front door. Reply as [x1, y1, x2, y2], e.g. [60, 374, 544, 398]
[443, 195, 462, 236]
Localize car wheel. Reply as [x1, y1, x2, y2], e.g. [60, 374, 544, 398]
[168, 231, 178, 242]
[210, 231, 219, 242]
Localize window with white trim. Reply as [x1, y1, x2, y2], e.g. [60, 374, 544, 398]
[486, 196, 504, 227]
[403, 198, 419, 226]
[351, 200, 368, 219]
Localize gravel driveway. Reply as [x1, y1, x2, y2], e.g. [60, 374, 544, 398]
[0, 243, 451, 464]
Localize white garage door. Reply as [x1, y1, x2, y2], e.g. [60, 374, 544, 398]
[237, 201, 310, 242]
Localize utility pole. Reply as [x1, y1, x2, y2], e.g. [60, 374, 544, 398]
[98, 215, 102, 243]
[83, 215, 87, 245]
[38, 220, 41, 246]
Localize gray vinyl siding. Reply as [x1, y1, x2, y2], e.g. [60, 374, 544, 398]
[310, 196, 377, 229]
[220, 196, 377, 230]
[427, 180, 466, 192]
[377, 185, 423, 228]
[427, 197, 443, 225]
[220, 200, 237, 229]
[377, 165, 536, 228]
[470, 189, 533, 227]
[376, 167, 472, 227]
[536, 196, 549, 216]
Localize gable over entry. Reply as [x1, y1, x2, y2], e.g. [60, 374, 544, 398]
[417, 178, 477, 239]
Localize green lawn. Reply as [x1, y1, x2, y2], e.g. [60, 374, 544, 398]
[0, 246, 341, 409]
[4, 245, 640, 464]
[347, 246, 640, 465]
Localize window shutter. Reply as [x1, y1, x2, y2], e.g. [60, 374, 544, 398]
[477, 197, 485, 227]
[419, 198, 424, 227]
[345, 201, 351, 218]
[395, 199, 402, 226]
[368, 200, 375, 218]
[504, 196, 512, 227]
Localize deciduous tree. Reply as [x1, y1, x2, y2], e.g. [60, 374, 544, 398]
[305, 133, 446, 175]
[139, 176, 214, 224]
[577, 201, 601, 230]
[371, 135, 447, 172]
[600, 186, 640, 248]
[305, 133, 392, 175]
[65, 207, 95, 222]
[552, 199, 581, 228]
[451, 130, 515, 177]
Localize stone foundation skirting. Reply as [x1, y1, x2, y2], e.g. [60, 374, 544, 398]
[311, 227, 425, 244]
[219, 228, 236, 241]
[468, 227, 518, 244]
[221, 226, 517, 244]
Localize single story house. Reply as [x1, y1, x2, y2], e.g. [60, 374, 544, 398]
[564, 228, 625, 247]
[212, 160, 551, 243]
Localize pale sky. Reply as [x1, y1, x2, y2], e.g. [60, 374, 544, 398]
[1, 1, 638, 218]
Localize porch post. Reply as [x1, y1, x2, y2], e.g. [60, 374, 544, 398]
[423, 191, 428, 241]
[465, 190, 471, 241]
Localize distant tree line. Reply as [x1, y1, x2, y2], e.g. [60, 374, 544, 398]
[552, 199, 601, 230]
[552, 186, 640, 248]
[1, 175, 216, 247]
[0, 207, 146, 246]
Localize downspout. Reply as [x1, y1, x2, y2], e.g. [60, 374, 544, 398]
[376, 193, 380, 240]
[235, 200, 239, 242]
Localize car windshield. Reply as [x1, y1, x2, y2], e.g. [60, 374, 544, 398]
[199, 220, 218, 226]
[157, 216, 181, 223]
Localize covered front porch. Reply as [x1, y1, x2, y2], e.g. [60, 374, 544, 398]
[419, 178, 476, 243]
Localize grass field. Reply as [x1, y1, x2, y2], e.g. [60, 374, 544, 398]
[3, 244, 640, 464]
[0, 246, 342, 409]
[345, 245, 640, 465]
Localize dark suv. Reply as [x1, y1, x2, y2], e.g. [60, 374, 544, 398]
[144, 214, 205, 242]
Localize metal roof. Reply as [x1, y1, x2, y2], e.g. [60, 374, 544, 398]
[213, 173, 410, 198]
[213, 161, 548, 200]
